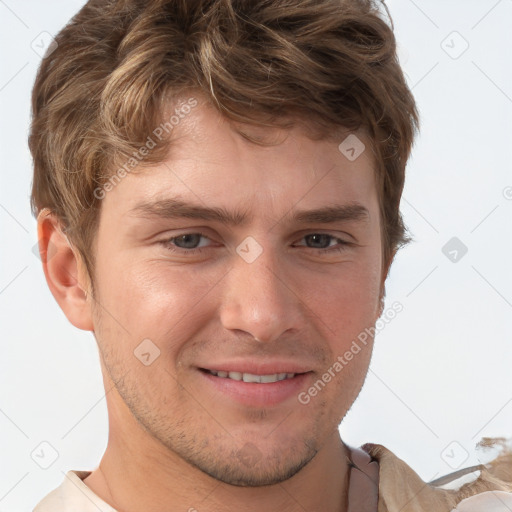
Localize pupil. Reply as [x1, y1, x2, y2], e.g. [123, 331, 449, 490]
[307, 234, 330, 248]
[176, 234, 200, 248]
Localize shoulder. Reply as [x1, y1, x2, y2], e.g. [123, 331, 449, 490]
[33, 470, 117, 512]
[360, 438, 512, 512]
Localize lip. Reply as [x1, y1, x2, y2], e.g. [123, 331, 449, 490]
[198, 367, 313, 408]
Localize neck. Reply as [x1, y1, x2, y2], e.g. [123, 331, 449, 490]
[83, 395, 351, 512]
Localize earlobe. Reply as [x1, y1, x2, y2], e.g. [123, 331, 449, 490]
[37, 209, 94, 331]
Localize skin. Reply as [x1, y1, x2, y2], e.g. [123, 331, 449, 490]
[39, 94, 391, 512]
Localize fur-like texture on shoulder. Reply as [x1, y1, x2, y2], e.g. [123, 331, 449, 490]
[361, 437, 512, 512]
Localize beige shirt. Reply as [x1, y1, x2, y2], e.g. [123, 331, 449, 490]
[32, 442, 512, 512]
[33, 470, 116, 512]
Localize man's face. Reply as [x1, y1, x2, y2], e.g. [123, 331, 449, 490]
[88, 97, 385, 486]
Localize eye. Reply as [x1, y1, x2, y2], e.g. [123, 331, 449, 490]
[295, 234, 351, 253]
[302, 234, 339, 249]
[172, 233, 209, 249]
[159, 233, 213, 253]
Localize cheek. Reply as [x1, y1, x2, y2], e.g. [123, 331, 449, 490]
[308, 267, 379, 403]
[295, 258, 382, 338]
[91, 260, 221, 393]
[94, 258, 223, 343]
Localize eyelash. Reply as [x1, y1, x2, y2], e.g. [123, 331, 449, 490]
[158, 232, 352, 256]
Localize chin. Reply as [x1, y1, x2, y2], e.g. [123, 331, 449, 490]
[174, 436, 320, 487]
[194, 453, 316, 487]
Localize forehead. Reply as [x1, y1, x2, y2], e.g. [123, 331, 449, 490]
[101, 98, 379, 223]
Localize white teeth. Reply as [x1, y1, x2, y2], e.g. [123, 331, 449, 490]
[207, 369, 296, 383]
[243, 373, 262, 383]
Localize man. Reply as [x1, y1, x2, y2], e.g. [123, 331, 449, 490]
[30, 0, 511, 510]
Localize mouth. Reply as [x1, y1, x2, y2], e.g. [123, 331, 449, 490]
[202, 369, 297, 383]
[198, 367, 312, 407]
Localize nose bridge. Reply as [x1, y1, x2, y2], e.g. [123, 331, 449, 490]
[220, 240, 300, 342]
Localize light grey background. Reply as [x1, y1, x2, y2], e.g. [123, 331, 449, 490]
[1, 1, 511, 510]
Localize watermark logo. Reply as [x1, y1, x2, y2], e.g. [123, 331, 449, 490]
[237, 442, 262, 467]
[236, 236, 263, 263]
[338, 134, 366, 161]
[31, 441, 59, 469]
[298, 301, 403, 405]
[93, 97, 198, 200]
[32, 236, 57, 262]
[134, 338, 161, 366]
[441, 441, 470, 469]
[441, 31, 469, 60]
[442, 236, 468, 263]
[31, 32, 58, 59]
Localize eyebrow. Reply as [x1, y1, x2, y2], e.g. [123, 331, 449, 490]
[128, 198, 370, 226]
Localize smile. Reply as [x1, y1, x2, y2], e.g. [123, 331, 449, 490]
[205, 369, 296, 383]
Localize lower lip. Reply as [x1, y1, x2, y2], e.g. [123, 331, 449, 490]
[199, 370, 312, 408]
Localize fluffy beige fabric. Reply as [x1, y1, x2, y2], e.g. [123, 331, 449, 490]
[361, 437, 512, 511]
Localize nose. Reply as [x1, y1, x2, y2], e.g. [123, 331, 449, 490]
[219, 243, 303, 343]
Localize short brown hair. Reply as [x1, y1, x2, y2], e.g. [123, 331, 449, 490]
[29, 0, 419, 286]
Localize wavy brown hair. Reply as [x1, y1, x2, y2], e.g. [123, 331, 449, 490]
[29, 0, 419, 286]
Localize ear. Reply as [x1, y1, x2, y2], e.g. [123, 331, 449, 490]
[36, 209, 94, 331]
[377, 249, 396, 318]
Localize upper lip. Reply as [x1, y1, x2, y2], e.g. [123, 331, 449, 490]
[197, 360, 313, 375]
